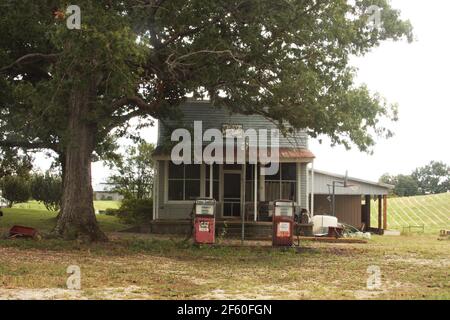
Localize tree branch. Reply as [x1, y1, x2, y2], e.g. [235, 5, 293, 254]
[111, 96, 161, 116]
[0, 139, 54, 150]
[0, 53, 60, 74]
[162, 16, 221, 48]
[104, 109, 146, 133]
[165, 49, 243, 76]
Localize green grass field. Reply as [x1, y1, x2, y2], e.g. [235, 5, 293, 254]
[0, 201, 125, 234]
[371, 193, 449, 233]
[0, 227, 448, 299]
[11, 200, 121, 212]
[0, 200, 449, 299]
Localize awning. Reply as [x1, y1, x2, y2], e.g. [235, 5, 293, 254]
[152, 145, 315, 162]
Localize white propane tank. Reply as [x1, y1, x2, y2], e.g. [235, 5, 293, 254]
[312, 215, 338, 235]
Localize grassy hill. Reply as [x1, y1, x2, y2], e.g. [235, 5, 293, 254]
[371, 193, 450, 232]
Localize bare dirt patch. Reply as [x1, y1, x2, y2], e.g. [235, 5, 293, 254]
[197, 285, 311, 300]
[0, 286, 152, 300]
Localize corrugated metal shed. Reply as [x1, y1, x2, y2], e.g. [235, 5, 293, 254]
[310, 170, 393, 196]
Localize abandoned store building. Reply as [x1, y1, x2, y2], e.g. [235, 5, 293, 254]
[150, 100, 392, 237]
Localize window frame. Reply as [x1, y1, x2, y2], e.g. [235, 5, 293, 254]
[264, 163, 297, 201]
[166, 162, 201, 202]
[244, 163, 258, 202]
[205, 164, 220, 200]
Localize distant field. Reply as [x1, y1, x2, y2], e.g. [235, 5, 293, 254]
[0, 201, 125, 234]
[11, 200, 121, 211]
[371, 193, 450, 232]
[0, 208, 128, 234]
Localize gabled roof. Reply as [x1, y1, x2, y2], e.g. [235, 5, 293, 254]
[157, 100, 309, 150]
[312, 169, 394, 189]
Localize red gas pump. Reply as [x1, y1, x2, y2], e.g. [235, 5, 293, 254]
[272, 200, 295, 246]
[193, 198, 216, 244]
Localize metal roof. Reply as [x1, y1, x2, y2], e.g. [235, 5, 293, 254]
[310, 169, 394, 196]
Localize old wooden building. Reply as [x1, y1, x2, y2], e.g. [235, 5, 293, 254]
[150, 100, 392, 236]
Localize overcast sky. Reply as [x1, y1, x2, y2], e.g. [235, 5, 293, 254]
[312, 0, 450, 180]
[34, 0, 450, 188]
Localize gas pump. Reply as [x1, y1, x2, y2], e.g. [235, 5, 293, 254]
[272, 200, 295, 246]
[193, 197, 216, 244]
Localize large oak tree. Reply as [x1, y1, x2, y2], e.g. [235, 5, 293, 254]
[0, 0, 412, 241]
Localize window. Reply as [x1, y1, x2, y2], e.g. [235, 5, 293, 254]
[205, 164, 220, 200]
[265, 163, 296, 201]
[168, 162, 200, 200]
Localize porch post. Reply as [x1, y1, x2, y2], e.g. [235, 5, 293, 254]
[152, 160, 157, 220]
[241, 163, 246, 244]
[154, 161, 160, 220]
[200, 163, 205, 197]
[254, 163, 258, 221]
[311, 161, 315, 216]
[296, 162, 301, 207]
[383, 195, 387, 230]
[209, 164, 213, 198]
[259, 169, 265, 201]
[306, 163, 310, 212]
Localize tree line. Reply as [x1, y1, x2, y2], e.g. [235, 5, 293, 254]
[0, 141, 154, 224]
[379, 161, 450, 197]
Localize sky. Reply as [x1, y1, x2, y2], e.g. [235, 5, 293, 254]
[34, 0, 450, 188]
[311, 0, 450, 180]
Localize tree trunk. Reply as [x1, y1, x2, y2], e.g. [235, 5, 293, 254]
[54, 86, 107, 242]
[55, 152, 65, 220]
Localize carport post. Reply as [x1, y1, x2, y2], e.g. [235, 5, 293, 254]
[332, 181, 336, 216]
[383, 195, 387, 230]
[364, 195, 371, 229]
[378, 195, 382, 233]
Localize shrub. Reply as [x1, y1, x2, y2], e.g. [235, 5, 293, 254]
[103, 208, 119, 216]
[115, 198, 153, 225]
[0, 175, 31, 206]
[30, 172, 62, 211]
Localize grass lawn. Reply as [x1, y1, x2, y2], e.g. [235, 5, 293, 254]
[12, 200, 121, 212]
[1, 201, 124, 234]
[0, 207, 449, 300]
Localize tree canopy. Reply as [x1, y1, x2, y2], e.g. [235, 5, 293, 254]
[0, 0, 413, 153]
[0, 0, 413, 240]
[0, 175, 31, 206]
[30, 171, 63, 211]
[380, 173, 419, 197]
[0, 147, 33, 179]
[380, 161, 450, 197]
[412, 161, 450, 195]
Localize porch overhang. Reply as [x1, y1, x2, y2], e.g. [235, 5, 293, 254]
[152, 145, 315, 163]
